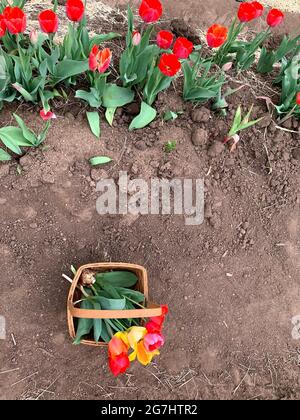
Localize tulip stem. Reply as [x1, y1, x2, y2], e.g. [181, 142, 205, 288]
[278, 105, 297, 124]
[123, 295, 146, 309]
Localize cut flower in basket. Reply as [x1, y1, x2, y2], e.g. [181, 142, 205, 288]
[65, 264, 168, 376]
[108, 306, 168, 376]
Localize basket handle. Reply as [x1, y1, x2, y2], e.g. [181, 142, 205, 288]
[68, 301, 163, 319]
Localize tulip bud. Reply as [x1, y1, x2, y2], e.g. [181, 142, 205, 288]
[80, 269, 96, 286]
[30, 29, 39, 46]
[222, 62, 233, 72]
[132, 31, 141, 46]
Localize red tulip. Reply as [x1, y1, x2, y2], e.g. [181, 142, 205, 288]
[252, 1, 264, 18]
[38, 10, 59, 34]
[132, 31, 141, 46]
[237, 2, 257, 22]
[108, 354, 130, 376]
[139, 0, 163, 24]
[108, 336, 129, 358]
[40, 110, 57, 121]
[145, 304, 169, 333]
[3, 6, 26, 34]
[66, 0, 85, 22]
[157, 30, 174, 49]
[89, 46, 112, 73]
[158, 53, 181, 77]
[173, 37, 194, 59]
[206, 24, 228, 48]
[267, 9, 284, 27]
[0, 14, 6, 37]
[296, 93, 300, 106]
[144, 333, 164, 352]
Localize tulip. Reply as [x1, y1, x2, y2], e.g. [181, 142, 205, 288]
[132, 31, 141, 46]
[89, 46, 112, 73]
[108, 336, 129, 358]
[38, 10, 59, 34]
[237, 2, 257, 22]
[145, 305, 168, 332]
[0, 14, 6, 37]
[158, 53, 181, 77]
[3, 6, 26, 34]
[66, 0, 85, 22]
[40, 110, 57, 121]
[135, 340, 160, 365]
[206, 24, 228, 49]
[252, 1, 264, 18]
[29, 29, 39, 45]
[156, 30, 174, 49]
[173, 37, 194, 59]
[139, 0, 163, 24]
[108, 354, 130, 376]
[296, 93, 300, 106]
[267, 9, 284, 28]
[144, 333, 164, 352]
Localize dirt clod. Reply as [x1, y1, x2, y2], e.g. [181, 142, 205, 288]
[191, 128, 208, 146]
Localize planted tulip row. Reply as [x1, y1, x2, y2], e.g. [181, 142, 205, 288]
[0, 0, 299, 156]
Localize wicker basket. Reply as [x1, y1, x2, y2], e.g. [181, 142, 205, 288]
[67, 262, 162, 347]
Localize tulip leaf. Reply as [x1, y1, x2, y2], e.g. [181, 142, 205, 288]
[0, 148, 11, 161]
[92, 301, 102, 343]
[52, 60, 89, 85]
[89, 156, 112, 166]
[13, 113, 37, 145]
[105, 107, 116, 126]
[114, 287, 145, 303]
[73, 300, 94, 345]
[96, 271, 138, 288]
[102, 84, 134, 108]
[90, 32, 121, 49]
[101, 322, 112, 342]
[76, 89, 101, 108]
[91, 296, 126, 310]
[86, 111, 100, 139]
[129, 101, 157, 130]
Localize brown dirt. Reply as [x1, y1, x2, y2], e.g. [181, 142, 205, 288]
[1, 1, 300, 400]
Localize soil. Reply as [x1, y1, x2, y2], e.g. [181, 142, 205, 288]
[1, 1, 300, 401]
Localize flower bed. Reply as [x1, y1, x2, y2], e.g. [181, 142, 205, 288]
[1, 0, 300, 162]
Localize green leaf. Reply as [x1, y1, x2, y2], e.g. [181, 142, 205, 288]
[92, 296, 126, 310]
[75, 89, 101, 108]
[102, 84, 134, 108]
[101, 322, 112, 342]
[114, 287, 145, 303]
[165, 140, 177, 153]
[105, 107, 116, 126]
[13, 114, 37, 145]
[89, 156, 112, 166]
[90, 32, 121, 50]
[129, 101, 157, 130]
[86, 111, 100, 139]
[0, 148, 11, 161]
[73, 300, 94, 345]
[52, 60, 89, 85]
[163, 111, 178, 121]
[96, 271, 138, 288]
[92, 301, 102, 343]
[12, 83, 35, 102]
